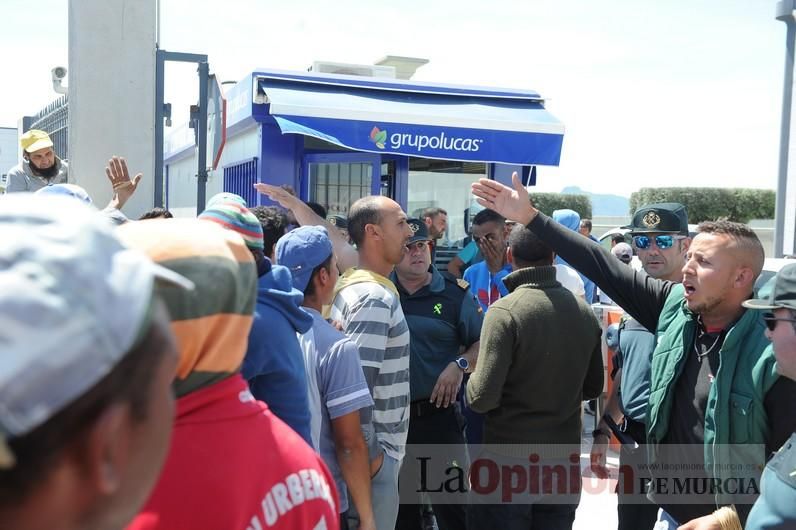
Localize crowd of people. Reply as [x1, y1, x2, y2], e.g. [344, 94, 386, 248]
[1, 130, 795, 530]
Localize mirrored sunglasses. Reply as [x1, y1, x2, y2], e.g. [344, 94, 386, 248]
[632, 234, 683, 250]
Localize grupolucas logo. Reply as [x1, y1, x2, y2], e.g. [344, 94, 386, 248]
[369, 126, 387, 149]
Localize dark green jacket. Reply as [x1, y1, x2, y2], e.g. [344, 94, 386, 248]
[466, 266, 604, 446]
[646, 284, 779, 504]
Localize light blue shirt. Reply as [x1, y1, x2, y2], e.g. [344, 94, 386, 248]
[302, 307, 374, 513]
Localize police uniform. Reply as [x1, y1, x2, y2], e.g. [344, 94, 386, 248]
[746, 433, 796, 529]
[392, 219, 483, 530]
[602, 202, 691, 530]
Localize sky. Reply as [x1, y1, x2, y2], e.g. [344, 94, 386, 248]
[0, 0, 787, 195]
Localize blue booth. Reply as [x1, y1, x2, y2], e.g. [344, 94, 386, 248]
[164, 68, 564, 245]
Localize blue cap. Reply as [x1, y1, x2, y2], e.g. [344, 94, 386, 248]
[275, 226, 334, 292]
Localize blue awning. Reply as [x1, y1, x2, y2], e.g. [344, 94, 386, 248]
[255, 73, 565, 166]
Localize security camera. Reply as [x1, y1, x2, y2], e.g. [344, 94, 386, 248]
[51, 66, 68, 95]
[51, 66, 67, 81]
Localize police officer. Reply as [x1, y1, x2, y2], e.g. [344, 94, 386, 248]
[590, 203, 691, 530]
[392, 218, 482, 530]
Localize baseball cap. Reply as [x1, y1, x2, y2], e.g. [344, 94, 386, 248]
[611, 242, 633, 264]
[623, 203, 689, 235]
[20, 129, 54, 153]
[407, 218, 430, 243]
[743, 263, 796, 311]
[275, 225, 334, 292]
[327, 214, 348, 229]
[198, 201, 264, 251]
[0, 194, 193, 468]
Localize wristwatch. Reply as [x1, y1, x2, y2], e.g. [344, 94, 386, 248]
[454, 356, 470, 372]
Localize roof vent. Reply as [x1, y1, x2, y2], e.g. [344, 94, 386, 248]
[310, 61, 396, 79]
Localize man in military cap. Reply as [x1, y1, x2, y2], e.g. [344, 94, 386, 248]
[591, 203, 691, 530]
[5, 129, 68, 193]
[470, 174, 796, 528]
[392, 218, 482, 530]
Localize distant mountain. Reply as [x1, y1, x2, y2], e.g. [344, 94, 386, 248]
[560, 186, 630, 217]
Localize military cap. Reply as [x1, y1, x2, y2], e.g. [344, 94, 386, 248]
[407, 218, 431, 243]
[623, 202, 689, 235]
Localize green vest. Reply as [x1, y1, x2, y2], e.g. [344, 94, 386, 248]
[646, 284, 780, 505]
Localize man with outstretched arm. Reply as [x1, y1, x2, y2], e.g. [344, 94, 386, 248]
[471, 173, 796, 528]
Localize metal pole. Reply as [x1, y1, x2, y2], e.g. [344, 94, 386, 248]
[154, 49, 165, 207]
[775, 1, 796, 257]
[197, 61, 209, 216]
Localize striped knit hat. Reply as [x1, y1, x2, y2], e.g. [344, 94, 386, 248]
[207, 192, 248, 208]
[117, 219, 257, 397]
[198, 201, 264, 251]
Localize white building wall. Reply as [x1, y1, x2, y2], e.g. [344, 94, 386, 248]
[68, 0, 156, 218]
[165, 123, 259, 215]
[0, 128, 18, 190]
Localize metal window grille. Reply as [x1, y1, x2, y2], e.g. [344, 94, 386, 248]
[26, 95, 69, 160]
[223, 157, 258, 207]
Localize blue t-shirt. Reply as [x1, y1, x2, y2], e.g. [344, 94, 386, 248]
[456, 240, 483, 267]
[303, 308, 374, 513]
[462, 261, 511, 313]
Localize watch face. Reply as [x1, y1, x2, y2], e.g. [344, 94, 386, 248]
[457, 357, 469, 370]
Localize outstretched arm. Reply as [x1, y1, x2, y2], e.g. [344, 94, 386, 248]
[254, 182, 358, 271]
[472, 173, 672, 330]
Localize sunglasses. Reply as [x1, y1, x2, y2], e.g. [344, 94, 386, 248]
[763, 313, 796, 332]
[632, 234, 684, 250]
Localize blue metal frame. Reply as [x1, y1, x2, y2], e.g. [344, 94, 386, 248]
[380, 154, 409, 210]
[155, 49, 209, 212]
[223, 156, 259, 207]
[300, 152, 382, 202]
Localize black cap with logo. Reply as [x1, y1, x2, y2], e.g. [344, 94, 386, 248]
[407, 218, 431, 243]
[327, 214, 348, 229]
[623, 202, 689, 235]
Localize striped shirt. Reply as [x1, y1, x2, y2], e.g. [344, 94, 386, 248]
[330, 279, 411, 461]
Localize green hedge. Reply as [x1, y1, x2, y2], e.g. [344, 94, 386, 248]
[528, 193, 592, 219]
[629, 188, 775, 224]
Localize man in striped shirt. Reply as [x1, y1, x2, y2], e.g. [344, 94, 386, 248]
[329, 196, 413, 530]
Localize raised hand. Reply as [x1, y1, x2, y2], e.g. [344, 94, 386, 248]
[253, 182, 300, 210]
[471, 171, 537, 225]
[105, 156, 142, 210]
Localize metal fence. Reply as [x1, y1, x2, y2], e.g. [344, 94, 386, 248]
[24, 95, 69, 160]
[223, 157, 258, 207]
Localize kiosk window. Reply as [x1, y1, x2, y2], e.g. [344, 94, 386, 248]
[407, 159, 486, 246]
[309, 162, 373, 216]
